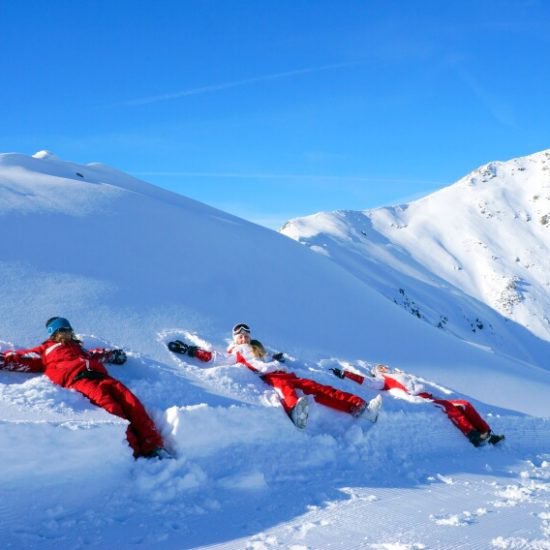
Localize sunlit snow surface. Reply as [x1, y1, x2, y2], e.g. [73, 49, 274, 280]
[1, 152, 549, 549]
[282, 150, 550, 371]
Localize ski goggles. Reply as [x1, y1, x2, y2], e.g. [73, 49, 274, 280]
[232, 323, 251, 336]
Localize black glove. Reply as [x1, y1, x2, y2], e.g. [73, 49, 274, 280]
[108, 349, 127, 365]
[329, 367, 345, 379]
[272, 352, 285, 363]
[0, 352, 4, 367]
[168, 340, 189, 355]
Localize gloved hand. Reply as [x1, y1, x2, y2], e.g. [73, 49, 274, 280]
[0, 352, 4, 367]
[108, 349, 127, 365]
[272, 352, 285, 363]
[329, 367, 345, 379]
[168, 340, 189, 355]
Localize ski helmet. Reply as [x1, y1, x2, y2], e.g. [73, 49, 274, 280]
[46, 317, 73, 336]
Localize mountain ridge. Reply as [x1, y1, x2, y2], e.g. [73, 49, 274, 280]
[281, 148, 550, 370]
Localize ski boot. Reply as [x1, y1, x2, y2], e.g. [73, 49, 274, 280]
[467, 429, 504, 447]
[488, 432, 505, 445]
[143, 447, 173, 460]
[355, 395, 382, 423]
[289, 396, 309, 429]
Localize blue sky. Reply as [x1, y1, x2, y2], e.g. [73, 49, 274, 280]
[1, 1, 549, 228]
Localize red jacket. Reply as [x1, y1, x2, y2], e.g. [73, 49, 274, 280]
[2, 340, 112, 387]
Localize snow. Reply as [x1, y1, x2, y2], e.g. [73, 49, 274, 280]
[0, 151, 549, 549]
[32, 150, 59, 160]
[281, 149, 550, 371]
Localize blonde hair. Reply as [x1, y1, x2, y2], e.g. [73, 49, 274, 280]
[52, 330, 78, 344]
[250, 339, 267, 359]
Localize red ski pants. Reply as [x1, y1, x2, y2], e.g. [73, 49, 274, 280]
[431, 397, 491, 436]
[70, 376, 164, 457]
[261, 372, 366, 415]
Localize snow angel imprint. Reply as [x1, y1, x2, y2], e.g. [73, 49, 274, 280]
[167, 323, 382, 429]
[330, 364, 504, 447]
[0, 317, 169, 459]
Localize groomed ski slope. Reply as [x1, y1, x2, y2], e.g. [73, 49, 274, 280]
[1, 152, 549, 549]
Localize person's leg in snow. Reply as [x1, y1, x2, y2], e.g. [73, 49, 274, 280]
[455, 400, 505, 444]
[70, 376, 165, 458]
[261, 372, 380, 423]
[433, 398, 504, 447]
[290, 375, 367, 415]
[260, 372, 309, 427]
[261, 372, 302, 412]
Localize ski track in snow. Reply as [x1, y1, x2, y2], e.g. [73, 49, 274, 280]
[193, 454, 550, 550]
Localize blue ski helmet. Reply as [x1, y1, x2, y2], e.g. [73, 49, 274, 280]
[46, 317, 73, 336]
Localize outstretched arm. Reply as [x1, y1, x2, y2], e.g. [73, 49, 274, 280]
[1, 345, 46, 373]
[329, 367, 385, 390]
[167, 340, 213, 362]
[89, 348, 127, 365]
[231, 344, 287, 374]
[330, 367, 365, 384]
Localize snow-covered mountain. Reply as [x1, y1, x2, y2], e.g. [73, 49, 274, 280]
[3, 151, 546, 409]
[282, 149, 550, 371]
[1, 151, 549, 549]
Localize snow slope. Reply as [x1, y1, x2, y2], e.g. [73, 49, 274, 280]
[1, 151, 549, 549]
[281, 149, 550, 372]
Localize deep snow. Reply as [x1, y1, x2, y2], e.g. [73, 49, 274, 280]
[0, 151, 549, 549]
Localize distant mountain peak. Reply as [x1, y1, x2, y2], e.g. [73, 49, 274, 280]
[281, 148, 550, 369]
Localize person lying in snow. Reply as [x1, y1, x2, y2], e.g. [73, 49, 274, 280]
[329, 364, 504, 447]
[167, 323, 382, 429]
[0, 317, 168, 459]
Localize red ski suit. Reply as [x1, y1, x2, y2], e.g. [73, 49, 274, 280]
[195, 344, 366, 415]
[2, 340, 164, 457]
[341, 369, 490, 437]
[259, 371, 366, 415]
